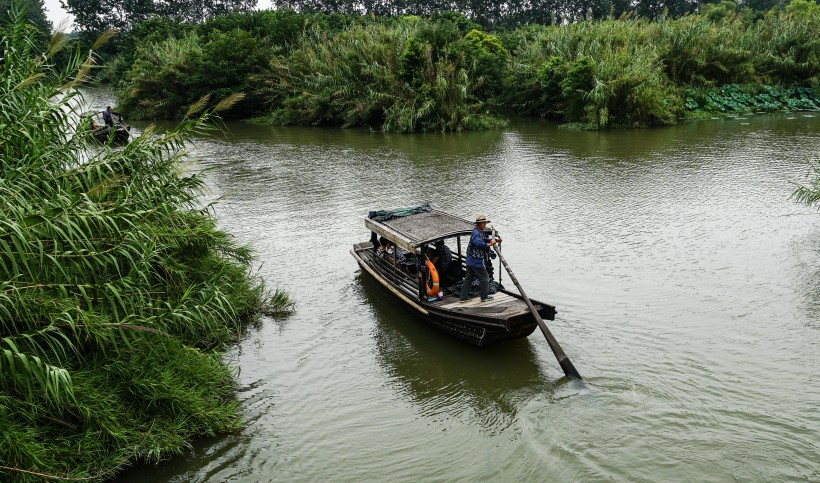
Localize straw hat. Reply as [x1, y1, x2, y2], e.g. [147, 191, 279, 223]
[474, 214, 490, 224]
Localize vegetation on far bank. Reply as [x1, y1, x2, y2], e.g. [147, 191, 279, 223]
[10, 0, 820, 131]
[0, 11, 292, 481]
[107, 2, 819, 131]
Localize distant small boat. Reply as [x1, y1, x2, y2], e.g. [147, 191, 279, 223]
[82, 111, 130, 145]
[351, 205, 557, 347]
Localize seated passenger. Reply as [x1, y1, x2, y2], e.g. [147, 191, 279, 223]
[426, 246, 441, 274]
[377, 237, 391, 261]
[378, 237, 406, 267]
[433, 240, 461, 287]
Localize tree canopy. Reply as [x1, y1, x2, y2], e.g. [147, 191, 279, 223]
[61, 0, 257, 36]
[61, 0, 798, 39]
[0, 0, 52, 51]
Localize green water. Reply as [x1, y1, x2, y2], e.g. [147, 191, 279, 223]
[109, 103, 820, 481]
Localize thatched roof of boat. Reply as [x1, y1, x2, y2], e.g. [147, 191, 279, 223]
[365, 208, 475, 252]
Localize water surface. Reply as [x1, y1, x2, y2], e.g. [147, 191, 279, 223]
[108, 103, 820, 481]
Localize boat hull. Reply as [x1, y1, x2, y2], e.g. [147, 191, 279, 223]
[352, 245, 553, 347]
[92, 126, 129, 145]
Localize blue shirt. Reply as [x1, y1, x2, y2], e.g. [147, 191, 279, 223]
[465, 228, 490, 268]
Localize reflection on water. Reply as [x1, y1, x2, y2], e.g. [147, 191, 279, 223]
[358, 274, 550, 433]
[119, 112, 820, 482]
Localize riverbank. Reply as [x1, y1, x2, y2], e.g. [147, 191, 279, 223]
[0, 19, 291, 481]
[105, 6, 819, 132]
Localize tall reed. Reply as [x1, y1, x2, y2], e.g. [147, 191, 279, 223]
[1, 11, 288, 480]
[113, 9, 819, 130]
[262, 18, 504, 132]
[504, 18, 682, 127]
[504, 8, 818, 128]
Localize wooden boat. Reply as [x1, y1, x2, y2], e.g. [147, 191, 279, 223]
[82, 111, 130, 145]
[351, 206, 557, 347]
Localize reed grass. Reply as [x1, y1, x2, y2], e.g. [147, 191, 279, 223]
[257, 18, 504, 132]
[1, 12, 286, 480]
[114, 9, 819, 131]
[793, 159, 820, 207]
[503, 8, 818, 128]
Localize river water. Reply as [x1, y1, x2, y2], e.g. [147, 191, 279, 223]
[112, 102, 820, 481]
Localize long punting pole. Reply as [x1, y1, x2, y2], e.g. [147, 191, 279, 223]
[491, 229, 582, 380]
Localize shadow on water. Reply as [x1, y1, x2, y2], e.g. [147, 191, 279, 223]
[353, 272, 557, 433]
[202, 122, 506, 162]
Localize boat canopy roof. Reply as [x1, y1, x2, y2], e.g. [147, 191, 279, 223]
[365, 207, 476, 252]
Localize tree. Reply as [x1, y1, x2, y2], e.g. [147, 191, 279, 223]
[61, 0, 257, 39]
[0, 0, 52, 51]
[634, 0, 699, 19]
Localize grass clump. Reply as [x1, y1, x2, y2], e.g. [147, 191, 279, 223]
[0, 10, 288, 481]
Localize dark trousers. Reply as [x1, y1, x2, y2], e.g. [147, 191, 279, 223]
[460, 265, 489, 301]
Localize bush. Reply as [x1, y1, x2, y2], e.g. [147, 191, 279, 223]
[118, 29, 273, 119]
[0, 16, 287, 480]
[263, 18, 504, 132]
[113, 9, 820, 130]
[458, 29, 510, 103]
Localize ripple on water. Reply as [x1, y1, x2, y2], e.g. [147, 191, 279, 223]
[117, 114, 820, 481]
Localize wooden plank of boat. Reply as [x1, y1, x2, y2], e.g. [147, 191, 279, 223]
[357, 246, 543, 337]
[356, 243, 524, 317]
[351, 248, 429, 316]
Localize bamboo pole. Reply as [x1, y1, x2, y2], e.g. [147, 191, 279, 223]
[491, 229, 582, 380]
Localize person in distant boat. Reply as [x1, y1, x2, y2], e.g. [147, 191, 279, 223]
[89, 117, 97, 129]
[102, 106, 114, 127]
[459, 214, 501, 302]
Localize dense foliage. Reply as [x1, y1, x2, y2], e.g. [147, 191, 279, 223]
[112, 4, 819, 131]
[62, 0, 755, 40]
[266, 0, 752, 25]
[503, 1, 820, 127]
[0, 14, 292, 481]
[0, 0, 51, 51]
[261, 17, 505, 131]
[61, 0, 257, 40]
[112, 10, 318, 119]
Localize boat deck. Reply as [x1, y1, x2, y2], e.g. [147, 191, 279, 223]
[435, 292, 523, 316]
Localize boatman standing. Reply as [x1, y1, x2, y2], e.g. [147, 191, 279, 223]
[459, 214, 501, 303]
[102, 106, 114, 127]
